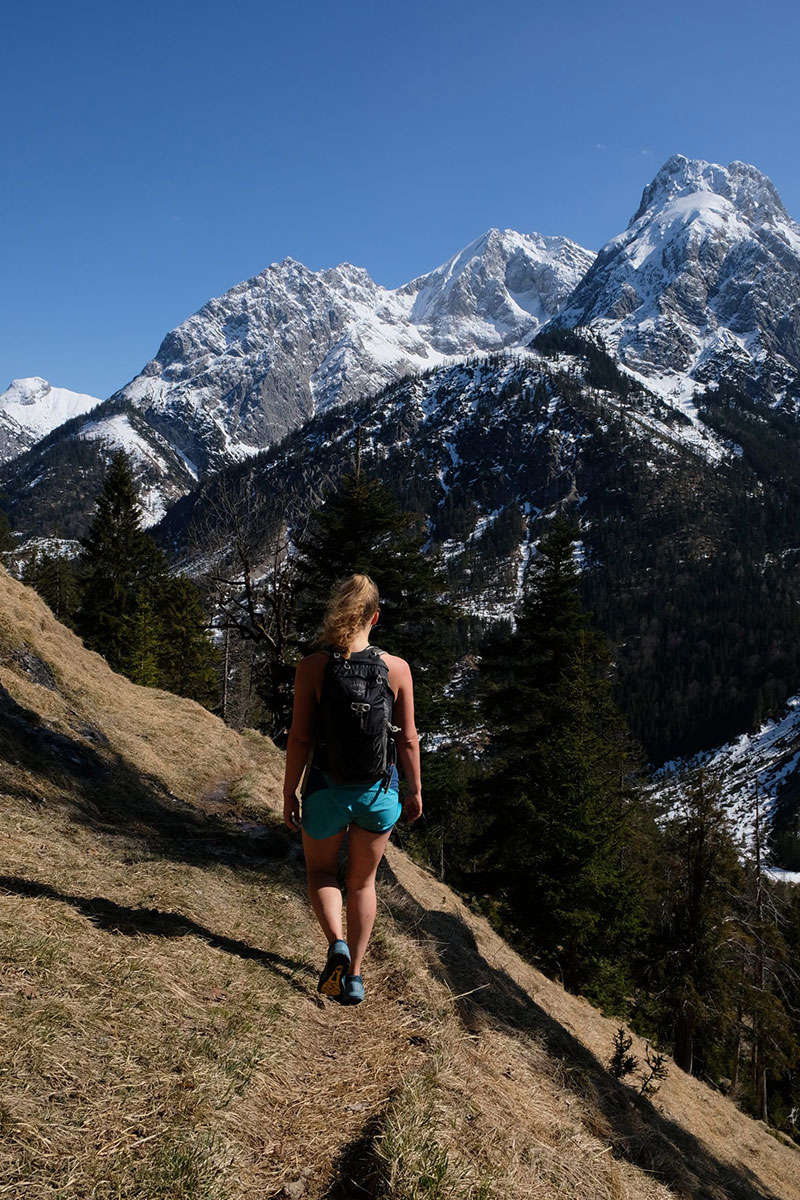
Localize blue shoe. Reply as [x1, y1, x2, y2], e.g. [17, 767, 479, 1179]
[318, 939, 350, 998]
[340, 974, 365, 1005]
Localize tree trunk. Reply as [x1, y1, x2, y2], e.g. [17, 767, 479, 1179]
[753, 782, 769, 1123]
[730, 996, 742, 1096]
[222, 622, 230, 723]
[674, 1002, 695, 1073]
[755, 1031, 768, 1122]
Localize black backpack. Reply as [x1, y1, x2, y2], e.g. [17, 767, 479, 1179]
[315, 647, 397, 787]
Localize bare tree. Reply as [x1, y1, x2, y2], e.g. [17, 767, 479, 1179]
[185, 471, 329, 739]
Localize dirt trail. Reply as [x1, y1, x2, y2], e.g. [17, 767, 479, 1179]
[237, 947, 438, 1199]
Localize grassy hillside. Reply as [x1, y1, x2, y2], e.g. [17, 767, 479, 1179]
[1, 564, 797, 1200]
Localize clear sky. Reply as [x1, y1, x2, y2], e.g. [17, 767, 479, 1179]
[2, 0, 799, 399]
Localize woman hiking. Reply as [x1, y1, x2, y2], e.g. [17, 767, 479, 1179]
[282, 573, 422, 1005]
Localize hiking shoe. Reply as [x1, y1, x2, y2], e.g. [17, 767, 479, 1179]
[318, 939, 350, 998]
[340, 974, 365, 1005]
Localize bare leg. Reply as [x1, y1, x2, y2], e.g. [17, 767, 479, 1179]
[301, 827, 347, 945]
[346, 824, 393, 975]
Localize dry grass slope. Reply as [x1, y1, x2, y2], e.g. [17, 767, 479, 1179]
[0, 563, 797, 1200]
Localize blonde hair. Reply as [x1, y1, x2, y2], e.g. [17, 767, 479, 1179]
[320, 573, 379, 652]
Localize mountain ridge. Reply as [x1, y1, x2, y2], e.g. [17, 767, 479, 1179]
[5, 153, 799, 497]
[5, 152, 798, 539]
[0, 226, 594, 530]
[113, 226, 594, 470]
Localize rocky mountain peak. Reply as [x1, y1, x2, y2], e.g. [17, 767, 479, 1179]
[630, 153, 788, 226]
[99, 226, 593, 472]
[549, 154, 800, 394]
[401, 228, 595, 354]
[3, 377, 51, 405]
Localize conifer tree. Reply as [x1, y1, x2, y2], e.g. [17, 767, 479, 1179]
[0, 506, 14, 554]
[126, 590, 162, 687]
[74, 451, 166, 672]
[156, 575, 220, 705]
[478, 515, 643, 1002]
[22, 549, 79, 623]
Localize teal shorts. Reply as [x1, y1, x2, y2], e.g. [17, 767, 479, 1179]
[301, 766, 401, 840]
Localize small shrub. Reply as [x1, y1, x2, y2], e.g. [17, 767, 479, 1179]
[608, 1027, 638, 1079]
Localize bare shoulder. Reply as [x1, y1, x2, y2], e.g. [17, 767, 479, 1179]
[296, 652, 328, 681]
[381, 652, 412, 686]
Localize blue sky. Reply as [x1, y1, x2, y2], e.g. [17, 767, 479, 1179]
[2, 0, 799, 398]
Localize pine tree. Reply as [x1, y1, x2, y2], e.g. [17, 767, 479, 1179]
[0, 505, 14, 554]
[478, 515, 643, 1002]
[74, 451, 167, 672]
[156, 575, 220, 706]
[126, 590, 162, 687]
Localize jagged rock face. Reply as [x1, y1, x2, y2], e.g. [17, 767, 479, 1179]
[0, 378, 102, 466]
[114, 231, 594, 471]
[401, 230, 594, 353]
[0, 411, 32, 464]
[551, 155, 800, 398]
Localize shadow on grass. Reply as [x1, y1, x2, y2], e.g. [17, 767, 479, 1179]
[379, 861, 788, 1200]
[320, 1111, 386, 1199]
[0, 680, 294, 867]
[0, 874, 314, 997]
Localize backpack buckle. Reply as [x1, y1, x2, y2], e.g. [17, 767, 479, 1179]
[350, 702, 371, 714]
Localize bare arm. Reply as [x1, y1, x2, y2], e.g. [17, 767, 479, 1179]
[388, 656, 422, 822]
[282, 654, 325, 830]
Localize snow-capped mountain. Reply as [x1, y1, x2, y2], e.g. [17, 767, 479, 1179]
[0, 398, 199, 531]
[113, 229, 594, 471]
[6, 154, 800, 551]
[0, 229, 592, 536]
[0, 378, 102, 464]
[549, 155, 800, 400]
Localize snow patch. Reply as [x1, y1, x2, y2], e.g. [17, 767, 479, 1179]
[654, 695, 800, 867]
